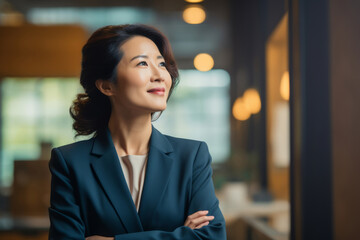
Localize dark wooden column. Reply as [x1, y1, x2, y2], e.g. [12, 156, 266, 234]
[289, 0, 333, 239]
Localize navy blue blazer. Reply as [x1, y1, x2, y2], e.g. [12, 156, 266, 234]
[49, 126, 226, 239]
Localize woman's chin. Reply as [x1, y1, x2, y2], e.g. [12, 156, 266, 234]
[152, 104, 167, 112]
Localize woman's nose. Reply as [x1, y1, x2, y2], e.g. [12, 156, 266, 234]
[150, 65, 164, 82]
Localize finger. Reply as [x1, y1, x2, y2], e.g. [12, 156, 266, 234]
[184, 210, 208, 226]
[188, 210, 209, 220]
[191, 215, 214, 226]
[185, 215, 214, 229]
[195, 221, 210, 229]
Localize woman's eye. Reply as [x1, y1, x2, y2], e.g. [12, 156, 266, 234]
[137, 61, 148, 66]
[159, 61, 166, 67]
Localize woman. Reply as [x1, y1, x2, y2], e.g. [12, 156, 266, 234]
[49, 24, 226, 240]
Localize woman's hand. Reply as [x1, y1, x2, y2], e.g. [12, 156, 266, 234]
[184, 210, 215, 229]
[86, 236, 114, 240]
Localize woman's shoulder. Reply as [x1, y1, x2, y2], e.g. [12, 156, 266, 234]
[163, 134, 202, 145]
[53, 137, 94, 157]
[49, 138, 95, 171]
[160, 134, 212, 169]
[162, 134, 209, 153]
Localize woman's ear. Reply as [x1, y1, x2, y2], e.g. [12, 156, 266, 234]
[95, 79, 114, 96]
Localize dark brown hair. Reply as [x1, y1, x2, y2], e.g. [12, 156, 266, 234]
[70, 24, 179, 136]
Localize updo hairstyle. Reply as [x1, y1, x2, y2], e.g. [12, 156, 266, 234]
[70, 24, 179, 136]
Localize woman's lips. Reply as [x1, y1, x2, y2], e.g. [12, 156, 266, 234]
[147, 88, 165, 96]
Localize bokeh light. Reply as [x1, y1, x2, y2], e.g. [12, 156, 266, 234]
[243, 88, 261, 114]
[183, 5, 206, 24]
[232, 97, 251, 121]
[185, 0, 204, 3]
[194, 53, 214, 71]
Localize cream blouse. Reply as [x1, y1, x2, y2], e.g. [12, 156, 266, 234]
[119, 154, 148, 212]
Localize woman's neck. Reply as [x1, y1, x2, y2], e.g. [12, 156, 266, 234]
[107, 110, 152, 157]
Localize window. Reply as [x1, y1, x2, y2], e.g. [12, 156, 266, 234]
[0, 77, 83, 187]
[0, 70, 230, 186]
[154, 69, 230, 163]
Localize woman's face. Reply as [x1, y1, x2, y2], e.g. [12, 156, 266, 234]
[109, 36, 172, 115]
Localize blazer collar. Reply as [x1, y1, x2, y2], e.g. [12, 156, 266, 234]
[138, 127, 174, 229]
[90, 125, 174, 231]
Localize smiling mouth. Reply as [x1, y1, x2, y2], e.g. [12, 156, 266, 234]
[147, 88, 165, 96]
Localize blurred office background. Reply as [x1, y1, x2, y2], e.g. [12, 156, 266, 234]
[0, 0, 359, 239]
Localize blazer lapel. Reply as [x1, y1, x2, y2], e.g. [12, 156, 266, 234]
[90, 129, 143, 233]
[138, 126, 174, 229]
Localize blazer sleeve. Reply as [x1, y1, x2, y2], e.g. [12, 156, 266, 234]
[48, 148, 85, 239]
[113, 142, 227, 240]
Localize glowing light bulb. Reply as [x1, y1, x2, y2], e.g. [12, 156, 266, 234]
[232, 97, 251, 121]
[243, 88, 261, 114]
[183, 5, 206, 24]
[193, 53, 214, 71]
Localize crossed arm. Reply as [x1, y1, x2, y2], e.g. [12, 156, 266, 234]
[87, 210, 215, 240]
[49, 142, 226, 240]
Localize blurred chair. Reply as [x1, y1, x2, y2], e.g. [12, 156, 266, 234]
[10, 160, 50, 217]
[0, 160, 50, 239]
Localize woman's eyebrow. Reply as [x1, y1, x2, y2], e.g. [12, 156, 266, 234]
[130, 55, 164, 62]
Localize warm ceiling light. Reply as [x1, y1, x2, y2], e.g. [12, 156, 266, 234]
[232, 97, 251, 121]
[243, 88, 261, 114]
[280, 71, 290, 101]
[185, 0, 204, 3]
[182, 5, 206, 24]
[194, 53, 214, 71]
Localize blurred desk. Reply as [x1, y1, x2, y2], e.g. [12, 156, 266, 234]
[222, 200, 289, 221]
[0, 216, 49, 240]
[221, 200, 289, 240]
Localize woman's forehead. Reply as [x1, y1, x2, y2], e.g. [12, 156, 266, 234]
[120, 36, 161, 59]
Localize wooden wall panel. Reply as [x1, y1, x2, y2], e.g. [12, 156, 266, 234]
[330, 0, 360, 239]
[0, 25, 88, 77]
